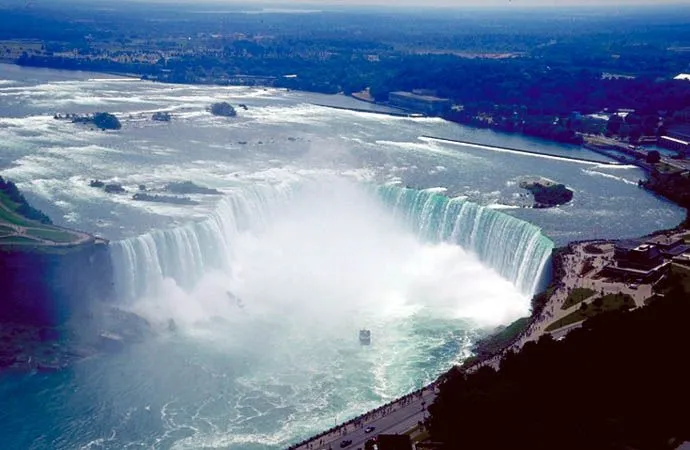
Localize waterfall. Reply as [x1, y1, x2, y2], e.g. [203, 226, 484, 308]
[110, 181, 553, 302]
[375, 185, 554, 295]
[109, 183, 297, 302]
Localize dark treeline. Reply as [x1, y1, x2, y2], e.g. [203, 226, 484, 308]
[0, 176, 52, 224]
[428, 289, 690, 450]
[17, 51, 690, 115]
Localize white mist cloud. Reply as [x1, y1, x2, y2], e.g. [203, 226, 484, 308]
[132, 179, 528, 339]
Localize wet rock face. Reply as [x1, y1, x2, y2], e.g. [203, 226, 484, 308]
[0, 305, 152, 372]
[0, 241, 114, 326]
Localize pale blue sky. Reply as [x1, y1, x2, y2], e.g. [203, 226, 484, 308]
[185, 0, 689, 6]
[143, 0, 690, 6]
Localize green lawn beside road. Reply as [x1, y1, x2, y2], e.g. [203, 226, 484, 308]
[562, 288, 597, 310]
[547, 293, 635, 332]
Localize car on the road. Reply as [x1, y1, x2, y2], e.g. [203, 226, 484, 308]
[340, 439, 352, 448]
[364, 426, 376, 433]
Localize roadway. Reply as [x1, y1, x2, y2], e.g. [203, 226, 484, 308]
[292, 388, 436, 450]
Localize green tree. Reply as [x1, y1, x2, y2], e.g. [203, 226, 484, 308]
[646, 150, 661, 164]
[607, 114, 624, 135]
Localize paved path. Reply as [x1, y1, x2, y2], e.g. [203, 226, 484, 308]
[291, 388, 436, 450]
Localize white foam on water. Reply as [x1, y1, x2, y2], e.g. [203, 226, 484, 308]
[423, 187, 448, 194]
[487, 203, 521, 210]
[590, 163, 638, 170]
[31, 95, 112, 108]
[582, 168, 638, 185]
[244, 103, 334, 125]
[86, 78, 141, 82]
[375, 139, 487, 163]
[2, 144, 123, 181]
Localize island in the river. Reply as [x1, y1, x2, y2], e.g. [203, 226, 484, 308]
[132, 192, 199, 205]
[519, 177, 574, 208]
[89, 180, 126, 193]
[208, 102, 237, 117]
[152, 111, 172, 122]
[54, 112, 122, 130]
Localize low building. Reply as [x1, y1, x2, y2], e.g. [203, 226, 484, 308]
[605, 240, 669, 282]
[645, 235, 690, 258]
[602, 261, 670, 283]
[388, 91, 451, 116]
[614, 241, 664, 270]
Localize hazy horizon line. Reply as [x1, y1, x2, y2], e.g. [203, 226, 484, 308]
[87, 0, 690, 9]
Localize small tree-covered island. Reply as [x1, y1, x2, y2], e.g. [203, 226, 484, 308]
[519, 177, 574, 208]
[209, 102, 237, 117]
[55, 112, 122, 130]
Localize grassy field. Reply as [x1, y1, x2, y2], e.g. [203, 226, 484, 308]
[562, 287, 597, 310]
[25, 227, 80, 243]
[473, 316, 530, 357]
[546, 293, 635, 332]
[0, 235, 40, 245]
[0, 192, 81, 245]
[0, 224, 16, 234]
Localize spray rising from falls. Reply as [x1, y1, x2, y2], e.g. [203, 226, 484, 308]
[110, 181, 553, 304]
[375, 185, 554, 295]
[109, 183, 297, 302]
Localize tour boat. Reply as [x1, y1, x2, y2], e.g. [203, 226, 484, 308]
[359, 329, 371, 345]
